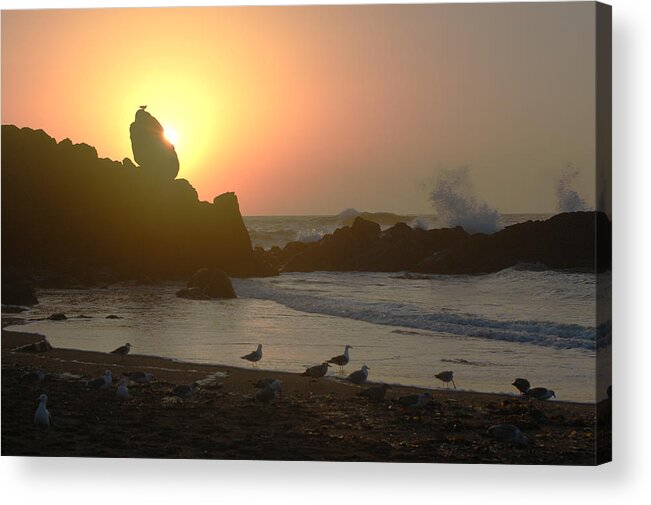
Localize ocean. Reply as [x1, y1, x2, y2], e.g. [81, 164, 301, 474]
[7, 213, 610, 403]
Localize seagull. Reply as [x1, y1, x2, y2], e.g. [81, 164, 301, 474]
[116, 378, 129, 400]
[526, 387, 556, 404]
[21, 367, 46, 385]
[87, 370, 113, 389]
[347, 365, 370, 385]
[327, 345, 352, 372]
[254, 380, 282, 404]
[139, 105, 147, 110]
[241, 344, 262, 367]
[124, 371, 154, 384]
[172, 382, 199, 399]
[397, 393, 431, 409]
[435, 370, 456, 389]
[487, 424, 529, 446]
[512, 378, 531, 395]
[111, 343, 131, 356]
[34, 394, 50, 429]
[302, 362, 331, 378]
[358, 383, 390, 401]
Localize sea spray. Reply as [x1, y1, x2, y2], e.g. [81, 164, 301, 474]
[429, 167, 501, 234]
[557, 164, 589, 212]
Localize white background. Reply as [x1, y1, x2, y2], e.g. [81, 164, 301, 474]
[1, 0, 649, 503]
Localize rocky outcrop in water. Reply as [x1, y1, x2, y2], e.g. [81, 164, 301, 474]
[1, 123, 276, 283]
[259, 212, 611, 275]
[176, 268, 237, 300]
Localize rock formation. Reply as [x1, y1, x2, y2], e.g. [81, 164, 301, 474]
[129, 106, 179, 181]
[176, 268, 237, 299]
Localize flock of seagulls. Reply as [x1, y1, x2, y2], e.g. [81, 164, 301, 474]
[28, 341, 567, 448]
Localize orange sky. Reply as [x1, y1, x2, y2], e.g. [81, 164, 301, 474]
[2, 3, 596, 215]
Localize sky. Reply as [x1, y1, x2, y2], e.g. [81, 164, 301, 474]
[1, 3, 597, 215]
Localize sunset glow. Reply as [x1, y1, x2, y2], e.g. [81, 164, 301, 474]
[164, 128, 178, 146]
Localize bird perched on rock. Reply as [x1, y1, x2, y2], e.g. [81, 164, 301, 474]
[124, 371, 154, 384]
[526, 387, 556, 404]
[87, 370, 113, 389]
[172, 382, 199, 399]
[255, 380, 282, 404]
[347, 365, 370, 385]
[487, 424, 529, 446]
[34, 394, 50, 429]
[512, 378, 531, 395]
[435, 371, 456, 388]
[327, 345, 352, 372]
[111, 343, 131, 356]
[21, 367, 46, 385]
[358, 383, 390, 401]
[397, 393, 431, 409]
[241, 344, 262, 367]
[302, 362, 331, 378]
[116, 378, 129, 400]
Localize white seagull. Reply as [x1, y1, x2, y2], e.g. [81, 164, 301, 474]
[34, 394, 50, 429]
[87, 370, 113, 389]
[124, 371, 154, 384]
[487, 424, 530, 446]
[327, 345, 352, 372]
[347, 365, 370, 385]
[116, 378, 129, 400]
[241, 344, 263, 367]
[255, 380, 283, 404]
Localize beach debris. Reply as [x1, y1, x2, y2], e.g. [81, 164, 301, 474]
[526, 387, 556, 404]
[87, 370, 113, 389]
[21, 367, 46, 385]
[347, 365, 370, 385]
[13, 339, 53, 353]
[302, 362, 331, 378]
[358, 383, 389, 401]
[124, 371, 154, 384]
[487, 424, 530, 446]
[435, 370, 456, 389]
[34, 394, 50, 429]
[512, 378, 531, 395]
[241, 344, 263, 367]
[116, 378, 129, 400]
[397, 393, 431, 409]
[172, 382, 199, 399]
[254, 380, 282, 404]
[110, 342, 131, 356]
[327, 345, 352, 372]
[48, 312, 67, 321]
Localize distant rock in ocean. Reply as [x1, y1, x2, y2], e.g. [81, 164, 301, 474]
[129, 106, 179, 181]
[261, 212, 611, 275]
[176, 268, 237, 300]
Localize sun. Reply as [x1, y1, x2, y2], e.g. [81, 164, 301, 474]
[163, 128, 178, 146]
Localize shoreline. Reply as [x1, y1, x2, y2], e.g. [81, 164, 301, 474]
[2, 329, 607, 463]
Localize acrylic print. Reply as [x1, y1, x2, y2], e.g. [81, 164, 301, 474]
[1, 2, 611, 464]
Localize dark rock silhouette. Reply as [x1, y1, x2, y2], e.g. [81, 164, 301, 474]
[260, 213, 611, 275]
[1, 274, 38, 306]
[129, 106, 179, 180]
[176, 268, 236, 299]
[1, 124, 276, 283]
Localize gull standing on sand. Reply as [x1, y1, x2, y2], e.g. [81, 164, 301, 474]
[116, 378, 129, 400]
[358, 384, 390, 401]
[487, 424, 529, 446]
[347, 365, 370, 385]
[87, 370, 113, 389]
[241, 344, 262, 367]
[512, 378, 531, 395]
[435, 371, 456, 389]
[255, 380, 282, 404]
[172, 383, 199, 399]
[111, 343, 131, 356]
[124, 371, 154, 384]
[397, 393, 431, 409]
[526, 387, 556, 404]
[302, 362, 331, 378]
[34, 394, 50, 429]
[328, 345, 352, 372]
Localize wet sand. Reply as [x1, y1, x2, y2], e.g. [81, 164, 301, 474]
[2, 330, 606, 464]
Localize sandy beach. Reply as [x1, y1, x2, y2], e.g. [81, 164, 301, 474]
[2, 329, 608, 464]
